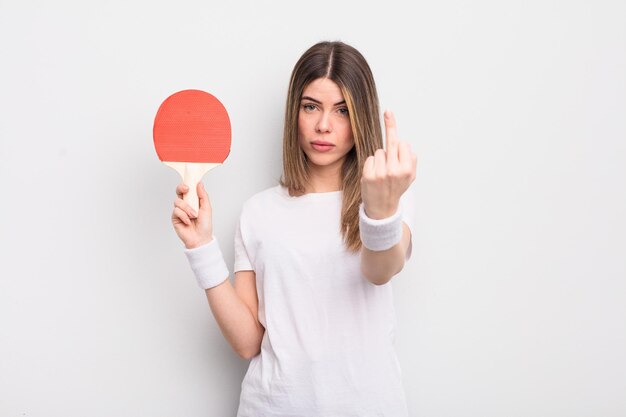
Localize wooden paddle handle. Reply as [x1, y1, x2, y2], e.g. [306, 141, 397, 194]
[164, 162, 220, 215]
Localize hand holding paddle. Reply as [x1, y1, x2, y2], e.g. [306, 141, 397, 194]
[153, 89, 231, 216]
[171, 182, 213, 249]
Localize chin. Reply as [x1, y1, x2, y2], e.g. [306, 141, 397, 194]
[306, 154, 345, 169]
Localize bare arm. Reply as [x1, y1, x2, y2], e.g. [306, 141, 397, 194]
[171, 183, 263, 360]
[359, 111, 417, 285]
[361, 222, 411, 285]
[205, 270, 264, 360]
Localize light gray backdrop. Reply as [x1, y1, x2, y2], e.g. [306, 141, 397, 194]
[1, 0, 625, 416]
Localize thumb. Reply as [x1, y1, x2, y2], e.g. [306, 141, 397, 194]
[197, 182, 212, 213]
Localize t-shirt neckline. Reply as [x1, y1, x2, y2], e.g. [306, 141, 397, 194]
[277, 185, 342, 199]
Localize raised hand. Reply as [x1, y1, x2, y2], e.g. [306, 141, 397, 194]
[360, 110, 417, 219]
[171, 182, 214, 249]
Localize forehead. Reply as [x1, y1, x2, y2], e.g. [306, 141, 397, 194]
[302, 78, 344, 101]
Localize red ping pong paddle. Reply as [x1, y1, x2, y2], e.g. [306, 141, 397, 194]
[153, 89, 231, 216]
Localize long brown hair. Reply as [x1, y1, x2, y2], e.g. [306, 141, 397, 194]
[280, 41, 383, 252]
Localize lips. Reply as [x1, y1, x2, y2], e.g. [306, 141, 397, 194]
[311, 141, 335, 152]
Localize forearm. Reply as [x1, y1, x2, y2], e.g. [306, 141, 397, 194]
[360, 223, 410, 285]
[184, 239, 263, 359]
[205, 279, 264, 359]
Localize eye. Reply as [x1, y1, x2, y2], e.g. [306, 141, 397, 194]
[302, 103, 317, 112]
[338, 107, 349, 116]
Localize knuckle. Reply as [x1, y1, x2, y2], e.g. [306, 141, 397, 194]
[362, 171, 375, 182]
[387, 168, 400, 178]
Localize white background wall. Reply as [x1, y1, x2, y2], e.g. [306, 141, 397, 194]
[1, 0, 625, 416]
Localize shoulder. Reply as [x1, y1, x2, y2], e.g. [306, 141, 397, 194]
[243, 185, 283, 205]
[240, 185, 285, 215]
[238, 185, 286, 238]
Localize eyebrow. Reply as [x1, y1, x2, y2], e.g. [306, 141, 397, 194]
[301, 96, 346, 106]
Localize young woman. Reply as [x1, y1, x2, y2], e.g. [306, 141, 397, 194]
[172, 41, 417, 416]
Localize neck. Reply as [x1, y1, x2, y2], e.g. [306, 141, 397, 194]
[305, 163, 343, 193]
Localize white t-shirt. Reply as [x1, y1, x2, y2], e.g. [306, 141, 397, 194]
[233, 184, 415, 417]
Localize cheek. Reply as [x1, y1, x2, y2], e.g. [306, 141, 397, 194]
[340, 124, 354, 146]
[297, 120, 308, 149]
[297, 112, 307, 139]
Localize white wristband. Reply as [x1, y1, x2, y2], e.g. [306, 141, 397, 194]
[359, 203, 403, 251]
[183, 237, 229, 289]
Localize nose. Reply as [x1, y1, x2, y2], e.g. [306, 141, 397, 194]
[315, 112, 332, 133]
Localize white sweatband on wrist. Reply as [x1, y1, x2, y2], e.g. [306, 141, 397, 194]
[359, 203, 403, 251]
[183, 237, 229, 289]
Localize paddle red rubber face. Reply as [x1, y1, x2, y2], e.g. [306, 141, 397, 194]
[153, 89, 231, 163]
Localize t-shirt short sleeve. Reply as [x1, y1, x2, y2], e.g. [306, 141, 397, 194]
[234, 213, 254, 273]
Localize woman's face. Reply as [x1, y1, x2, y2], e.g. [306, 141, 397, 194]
[297, 77, 354, 173]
